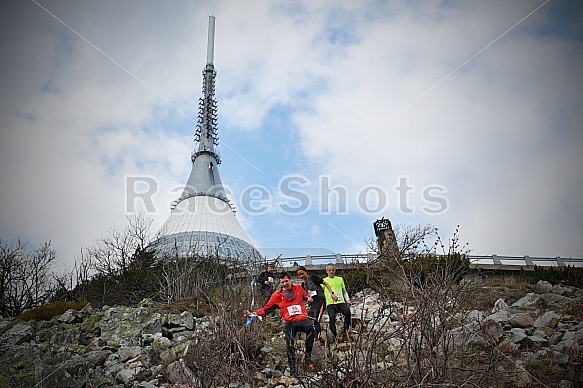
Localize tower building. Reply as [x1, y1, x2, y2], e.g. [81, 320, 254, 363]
[158, 16, 259, 260]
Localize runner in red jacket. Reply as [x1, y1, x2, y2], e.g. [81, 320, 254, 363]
[244, 271, 316, 372]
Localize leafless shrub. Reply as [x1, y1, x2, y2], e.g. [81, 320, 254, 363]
[0, 237, 58, 316]
[296, 225, 512, 387]
[84, 213, 159, 277]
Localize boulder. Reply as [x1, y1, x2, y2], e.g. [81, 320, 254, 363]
[486, 310, 511, 323]
[507, 328, 528, 344]
[511, 293, 542, 309]
[0, 321, 34, 350]
[58, 309, 84, 324]
[510, 313, 534, 328]
[541, 293, 574, 306]
[535, 280, 553, 293]
[164, 311, 195, 330]
[534, 310, 561, 329]
[492, 298, 509, 313]
[482, 319, 504, 342]
[99, 306, 162, 346]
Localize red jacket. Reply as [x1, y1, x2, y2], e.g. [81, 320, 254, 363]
[256, 284, 310, 322]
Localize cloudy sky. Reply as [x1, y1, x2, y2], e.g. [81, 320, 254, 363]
[1, 0, 582, 270]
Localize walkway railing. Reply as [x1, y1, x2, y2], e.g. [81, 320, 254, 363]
[275, 253, 583, 270]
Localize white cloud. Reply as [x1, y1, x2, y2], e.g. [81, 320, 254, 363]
[1, 0, 581, 273]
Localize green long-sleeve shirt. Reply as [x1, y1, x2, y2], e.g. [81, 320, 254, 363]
[322, 276, 348, 305]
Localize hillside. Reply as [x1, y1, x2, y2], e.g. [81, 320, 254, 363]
[0, 275, 581, 387]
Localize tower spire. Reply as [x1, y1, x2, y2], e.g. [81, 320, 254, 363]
[194, 15, 220, 157]
[206, 15, 215, 65]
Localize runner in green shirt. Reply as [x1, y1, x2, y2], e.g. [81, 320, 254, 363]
[322, 263, 352, 342]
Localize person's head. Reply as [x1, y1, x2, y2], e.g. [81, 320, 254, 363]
[296, 266, 309, 281]
[326, 264, 336, 278]
[279, 271, 293, 291]
[266, 263, 275, 273]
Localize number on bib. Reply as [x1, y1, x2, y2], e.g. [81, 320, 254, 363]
[287, 304, 302, 316]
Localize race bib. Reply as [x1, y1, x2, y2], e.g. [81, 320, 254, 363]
[268, 277, 273, 283]
[287, 304, 302, 316]
[308, 290, 317, 297]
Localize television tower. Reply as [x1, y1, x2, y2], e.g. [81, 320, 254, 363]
[158, 16, 259, 260]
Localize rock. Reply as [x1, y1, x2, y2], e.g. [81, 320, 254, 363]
[116, 367, 141, 384]
[99, 306, 162, 346]
[465, 310, 484, 323]
[548, 331, 564, 346]
[172, 330, 195, 342]
[0, 321, 34, 350]
[558, 380, 574, 388]
[553, 351, 570, 365]
[117, 345, 143, 362]
[507, 328, 528, 344]
[482, 319, 504, 342]
[58, 309, 83, 324]
[35, 362, 79, 388]
[0, 317, 16, 335]
[535, 280, 553, 293]
[165, 311, 195, 330]
[492, 298, 509, 313]
[510, 313, 534, 328]
[534, 310, 561, 328]
[166, 360, 188, 384]
[540, 293, 574, 306]
[82, 349, 112, 367]
[136, 381, 159, 388]
[486, 310, 511, 323]
[528, 335, 548, 346]
[511, 293, 542, 309]
[552, 285, 576, 296]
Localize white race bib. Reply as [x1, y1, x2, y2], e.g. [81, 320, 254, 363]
[268, 277, 273, 283]
[287, 304, 302, 316]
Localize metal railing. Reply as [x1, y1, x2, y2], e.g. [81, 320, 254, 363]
[274, 253, 583, 270]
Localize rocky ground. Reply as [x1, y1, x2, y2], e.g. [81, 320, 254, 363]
[0, 276, 581, 387]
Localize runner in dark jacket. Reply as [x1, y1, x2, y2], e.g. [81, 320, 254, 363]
[255, 263, 275, 299]
[296, 266, 338, 348]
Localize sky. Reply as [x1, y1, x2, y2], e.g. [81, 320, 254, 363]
[1, 0, 582, 271]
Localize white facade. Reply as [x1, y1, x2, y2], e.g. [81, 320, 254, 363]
[158, 196, 257, 260]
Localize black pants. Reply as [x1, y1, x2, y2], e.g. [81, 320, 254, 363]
[308, 298, 326, 342]
[284, 319, 315, 367]
[326, 303, 351, 340]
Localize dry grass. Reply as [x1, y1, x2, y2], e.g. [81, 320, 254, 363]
[466, 275, 536, 311]
[16, 300, 88, 322]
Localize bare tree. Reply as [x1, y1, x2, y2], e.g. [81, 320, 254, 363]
[85, 213, 159, 277]
[0, 238, 58, 317]
[393, 223, 436, 260]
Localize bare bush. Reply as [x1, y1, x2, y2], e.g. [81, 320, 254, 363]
[292, 225, 511, 387]
[0, 238, 58, 316]
[85, 214, 159, 277]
